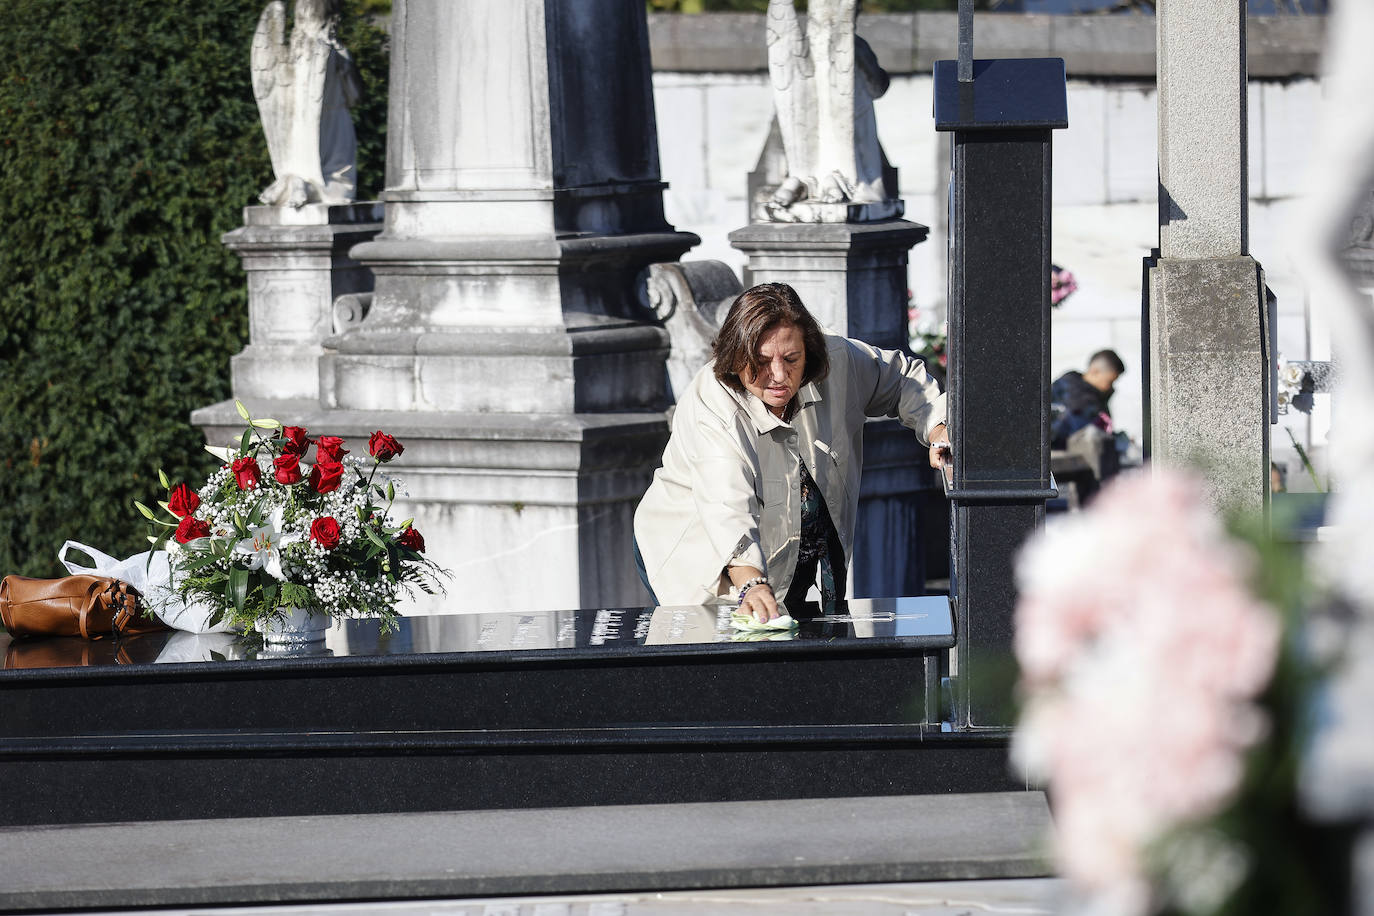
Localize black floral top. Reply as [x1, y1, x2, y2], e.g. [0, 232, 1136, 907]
[787, 460, 847, 616]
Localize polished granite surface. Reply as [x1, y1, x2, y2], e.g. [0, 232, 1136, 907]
[0, 596, 954, 671]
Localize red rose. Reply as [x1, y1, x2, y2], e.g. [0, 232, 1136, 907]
[309, 459, 345, 494]
[174, 517, 211, 544]
[310, 516, 342, 550]
[397, 526, 425, 553]
[273, 453, 303, 485]
[368, 431, 404, 462]
[167, 483, 199, 519]
[231, 456, 262, 490]
[280, 426, 312, 456]
[315, 435, 349, 463]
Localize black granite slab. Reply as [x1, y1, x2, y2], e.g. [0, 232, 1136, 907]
[1, 595, 956, 674]
[0, 598, 953, 739]
[0, 598, 1018, 826]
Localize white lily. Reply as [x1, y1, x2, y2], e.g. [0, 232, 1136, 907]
[233, 508, 300, 580]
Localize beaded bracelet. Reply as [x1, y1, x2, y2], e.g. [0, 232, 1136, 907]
[736, 576, 770, 606]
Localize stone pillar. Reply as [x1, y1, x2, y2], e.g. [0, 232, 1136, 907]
[934, 57, 1066, 731]
[198, 0, 697, 614]
[1144, 0, 1270, 512]
[729, 220, 935, 598]
[220, 203, 382, 404]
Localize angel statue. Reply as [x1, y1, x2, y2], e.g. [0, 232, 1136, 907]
[252, 0, 362, 208]
[764, 0, 897, 222]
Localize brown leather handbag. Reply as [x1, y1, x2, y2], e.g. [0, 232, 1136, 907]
[0, 575, 167, 639]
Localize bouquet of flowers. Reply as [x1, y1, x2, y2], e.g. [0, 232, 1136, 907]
[1275, 354, 1306, 414]
[136, 401, 445, 635]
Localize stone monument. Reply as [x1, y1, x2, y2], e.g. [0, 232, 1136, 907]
[198, 0, 698, 614]
[1142, 0, 1271, 512]
[213, 0, 382, 411]
[760, 0, 900, 223]
[727, 0, 935, 599]
[252, 0, 361, 208]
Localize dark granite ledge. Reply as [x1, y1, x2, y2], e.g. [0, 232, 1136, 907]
[0, 723, 1008, 757]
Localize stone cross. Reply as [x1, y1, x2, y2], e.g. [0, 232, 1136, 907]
[1143, 0, 1270, 512]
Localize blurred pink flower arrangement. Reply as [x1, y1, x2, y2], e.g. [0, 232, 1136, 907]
[1052, 264, 1079, 307]
[907, 297, 947, 369]
[1013, 470, 1281, 915]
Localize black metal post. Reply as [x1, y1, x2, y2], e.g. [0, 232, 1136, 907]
[934, 58, 1067, 731]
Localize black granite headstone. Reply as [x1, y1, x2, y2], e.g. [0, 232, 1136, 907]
[934, 57, 1067, 731]
[0, 597, 1028, 826]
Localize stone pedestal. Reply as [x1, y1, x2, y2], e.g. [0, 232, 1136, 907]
[219, 203, 382, 402]
[1143, 255, 1271, 511]
[193, 402, 666, 614]
[728, 220, 927, 352]
[1144, 0, 1269, 512]
[728, 219, 935, 600]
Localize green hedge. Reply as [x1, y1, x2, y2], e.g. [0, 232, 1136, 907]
[0, 1, 387, 578]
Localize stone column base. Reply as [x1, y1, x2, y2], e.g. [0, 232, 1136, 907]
[728, 219, 929, 350]
[1144, 254, 1271, 512]
[324, 232, 696, 415]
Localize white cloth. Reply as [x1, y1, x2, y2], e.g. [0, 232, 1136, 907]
[633, 333, 945, 606]
[58, 541, 236, 634]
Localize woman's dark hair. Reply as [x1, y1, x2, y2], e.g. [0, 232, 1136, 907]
[712, 282, 830, 393]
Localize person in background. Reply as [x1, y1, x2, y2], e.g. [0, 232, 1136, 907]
[1050, 349, 1124, 448]
[1050, 350, 1125, 492]
[633, 283, 949, 622]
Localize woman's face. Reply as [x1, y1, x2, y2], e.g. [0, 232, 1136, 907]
[740, 323, 806, 418]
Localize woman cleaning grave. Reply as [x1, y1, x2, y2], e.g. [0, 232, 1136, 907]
[633, 282, 950, 622]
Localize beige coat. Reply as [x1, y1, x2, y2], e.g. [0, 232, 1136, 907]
[633, 333, 946, 606]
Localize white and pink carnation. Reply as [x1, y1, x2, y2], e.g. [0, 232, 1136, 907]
[1011, 470, 1280, 914]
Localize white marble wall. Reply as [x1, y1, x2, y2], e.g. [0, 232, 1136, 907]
[653, 72, 1330, 490]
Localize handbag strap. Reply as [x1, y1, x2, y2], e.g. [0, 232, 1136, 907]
[76, 578, 112, 640]
[59, 541, 120, 576]
[0, 576, 11, 632]
[110, 583, 160, 638]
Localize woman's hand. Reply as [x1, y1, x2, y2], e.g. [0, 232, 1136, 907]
[929, 423, 952, 470]
[739, 582, 780, 623]
[728, 566, 781, 623]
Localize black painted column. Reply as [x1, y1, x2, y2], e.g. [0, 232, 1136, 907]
[934, 58, 1067, 731]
